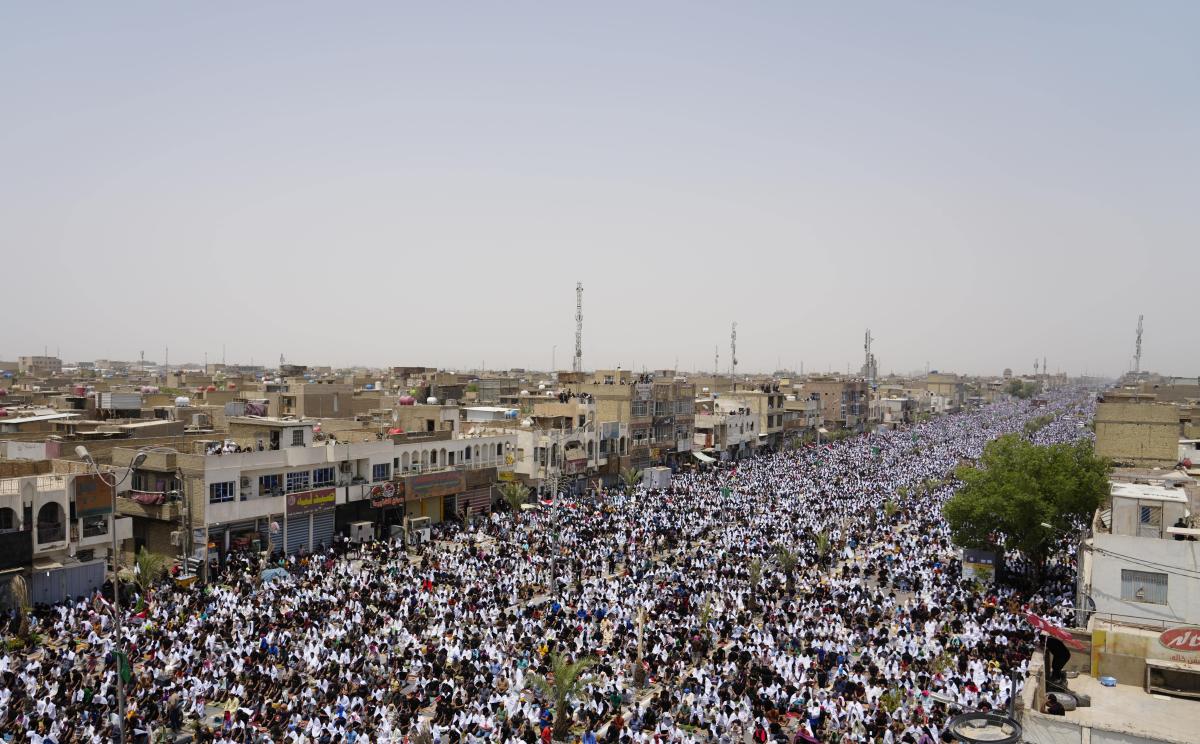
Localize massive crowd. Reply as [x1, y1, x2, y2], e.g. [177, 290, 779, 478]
[1, 391, 1095, 744]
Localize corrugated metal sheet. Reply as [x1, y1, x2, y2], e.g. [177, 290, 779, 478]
[100, 392, 142, 410]
[311, 511, 335, 551]
[286, 514, 310, 554]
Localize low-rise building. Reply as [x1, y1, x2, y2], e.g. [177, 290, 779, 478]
[695, 398, 757, 461]
[1095, 392, 1181, 467]
[0, 459, 130, 605]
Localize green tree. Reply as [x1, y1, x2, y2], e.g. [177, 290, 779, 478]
[498, 481, 528, 521]
[943, 434, 1110, 582]
[747, 558, 763, 610]
[9, 575, 30, 639]
[620, 467, 642, 493]
[776, 546, 799, 594]
[883, 499, 899, 522]
[526, 652, 597, 740]
[1006, 379, 1041, 399]
[135, 549, 168, 593]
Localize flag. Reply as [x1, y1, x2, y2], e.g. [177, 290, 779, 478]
[721, 486, 730, 500]
[1025, 612, 1086, 651]
[115, 650, 132, 683]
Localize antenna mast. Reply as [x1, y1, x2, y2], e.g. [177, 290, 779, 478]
[730, 322, 738, 378]
[1134, 314, 1144, 373]
[573, 282, 583, 373]
[714, 346, 719, 376]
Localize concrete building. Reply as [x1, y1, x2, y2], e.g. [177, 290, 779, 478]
[1083, 480, 1199, 626]
[17, 356, 62, 375]
[110, 418, 515, 575]
[724, 386, 786, 451]
[573, 370, 694, 471]
[1095, 392, 1182, 467]
[0, 459, 131, 606]
[924, 372, 965, 412]
[694, 398, 756, 461]
[801, 378, 868, 432]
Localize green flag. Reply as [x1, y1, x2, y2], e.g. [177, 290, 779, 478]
[115, 650, 132, 684]
[721, 486, 730, 499]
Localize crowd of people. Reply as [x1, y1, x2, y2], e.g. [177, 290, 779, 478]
[1, 390, 1096, 744]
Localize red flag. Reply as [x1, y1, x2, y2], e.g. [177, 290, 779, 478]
[1025, 612, 1086, 651]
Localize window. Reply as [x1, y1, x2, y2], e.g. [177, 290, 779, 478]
[1121, 569, 1168, 605]
[1138, 505, 1164, 538]
[312, 467, 336, 487]
[259, 474, 282, 495]
[286, 471, 310, 493]
[372, 463, 391, 482]
[81, 514, 108, 538]
[209, 481, 236, 503]
[632, 401, 648, 417]
[291, 429, 304, 446]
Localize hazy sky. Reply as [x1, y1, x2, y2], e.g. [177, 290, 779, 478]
[3, 3, 1195, 377]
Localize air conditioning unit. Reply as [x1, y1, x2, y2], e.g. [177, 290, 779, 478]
[169, 530, 183, 546]
[240, 476, 250, 487]
[339, 461, 352, 473]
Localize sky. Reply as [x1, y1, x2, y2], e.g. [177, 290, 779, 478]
[2, 3, 1195, 378]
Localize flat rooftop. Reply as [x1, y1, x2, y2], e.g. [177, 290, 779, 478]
[1059, 672, 1200, 744]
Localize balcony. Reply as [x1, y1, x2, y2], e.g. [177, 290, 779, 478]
[117, 495, 182, 521]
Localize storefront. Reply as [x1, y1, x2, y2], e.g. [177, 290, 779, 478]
[284, 487, 336, 554]
[405, 471, 465, 524]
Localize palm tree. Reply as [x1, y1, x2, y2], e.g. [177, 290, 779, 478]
[619, 467, 641, 494]
[498, 481, 528, 522]
[813, 532, 831, 571]
[526, 652, 597, 740]
[9, 575, 30, 639]
[748, 558, 763, 610]
[135, 549, 168, 593]
[883, 499, 899, 523]
[776, 547, 799, 594]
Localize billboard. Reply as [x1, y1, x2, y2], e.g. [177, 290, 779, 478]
[285, 487, 336, 515]
[74, 474, 113, 517]
[369, 481, 404, 508]
[407, 471, 465, 500]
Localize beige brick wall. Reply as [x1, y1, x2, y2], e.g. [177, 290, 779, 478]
[1094, 402, 1179, 466]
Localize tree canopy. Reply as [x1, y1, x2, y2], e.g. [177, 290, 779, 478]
[1006, 379, 1041, 399]
[943, 434, 1109, 577]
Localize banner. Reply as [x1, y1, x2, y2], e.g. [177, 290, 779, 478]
[286, 487, 336, 515]
[406, 471, 465, 500]
[370, 481, 403, 508]
[74, 474, 113, 517]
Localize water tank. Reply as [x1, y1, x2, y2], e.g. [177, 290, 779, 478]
[398, 395, 416, 406]
[0, 389, 7, 397]
[364, 383, 374, 390]
[227, 382, 236, 390]
[520, 390, 530, 397]
[538, 383, 546, 390]
[174, 396, 191, 407]
[426, 397, 439, 405]
[206, 385, 217, 393]
[73, 385, 87, 396]
[0, 409, 7, 417]
[375, 380, 382, 390]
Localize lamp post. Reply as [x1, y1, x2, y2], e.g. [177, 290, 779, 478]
[75, 445, 145, 744]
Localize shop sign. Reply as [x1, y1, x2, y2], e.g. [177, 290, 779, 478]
[1159, 627, 1200, 652]
[407, 470, 465, 500]
[286, 487, 336, 515]
[75, 473, 113, 517]
[497, 471, 518, 482]
[370, 481, 404, 508]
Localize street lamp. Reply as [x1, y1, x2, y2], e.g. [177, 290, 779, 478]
[75, 444, 144, 744]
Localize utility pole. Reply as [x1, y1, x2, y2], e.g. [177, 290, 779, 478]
[730, 322, 738, 379]
[1134, 314, 1144, 373]
[573, 282, 583, 373]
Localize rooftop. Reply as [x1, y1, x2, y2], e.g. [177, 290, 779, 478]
[1111, 481, 1189, 504]
[1058, 672, 1200, 744]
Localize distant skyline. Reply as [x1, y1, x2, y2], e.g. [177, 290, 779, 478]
[3, 3, 1195, 378]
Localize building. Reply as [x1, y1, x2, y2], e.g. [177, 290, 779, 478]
[110, 418, 515, 576]
[17, 356, 62, 375]
[573, 370, 694, 471]
[694, 398, 757, 461]
[473, 377, 521, 404]
[801, 378, 868, 432]
[724, 386, 787, 451]
[0, 459, 130, 606]
[782, 394, 823, 441]
[1094, 392, 1181, 467]
[263, 379, 355, 418]
[925, 372, 965, 412]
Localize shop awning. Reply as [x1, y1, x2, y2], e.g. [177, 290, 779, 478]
[692, 450, 716, 464]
